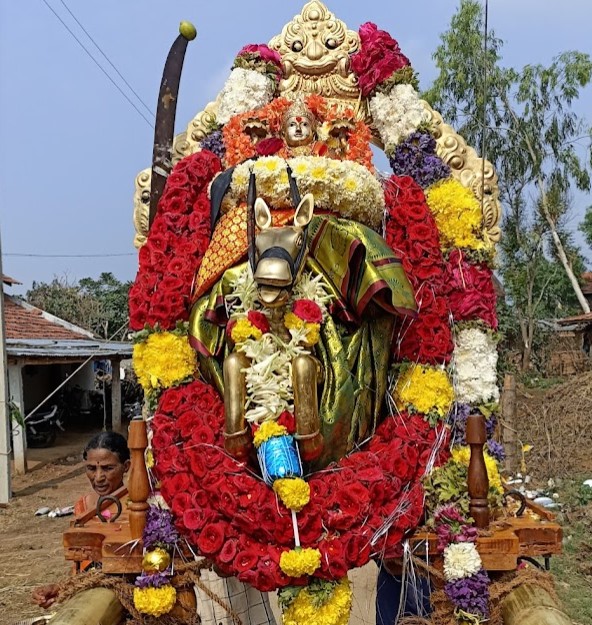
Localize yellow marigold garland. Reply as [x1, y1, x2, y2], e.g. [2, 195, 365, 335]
[273, 477, 310, 512]
[394, 364, 454, 417]
[231, 317, 263, 345]
[425, 179, 486, 250]
[282, 577, 352, 625]
[253, 421, 288, 448]
[284, 312, 321, 347]
[280, 547, 322, 577]
[133, 332, 197, 393]
[226, 156, 385, 229]
[451, 446, 504, 494]
[133, 586, 177, 617]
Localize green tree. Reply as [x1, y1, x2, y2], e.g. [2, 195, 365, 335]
[426, 0, 592, 368]
[502, 188, 586, 369]
[79, 272, 131, 339]
[579, 205, 592, 248]
[26, 273, 131, 340]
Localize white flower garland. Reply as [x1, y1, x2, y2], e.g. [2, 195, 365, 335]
[215, 68, 275, 125]
[452, 328, 499, 405]
[223, 156, 386, 229]
[443, 542, 483, 581]
[368, 83, 429, 152]
[226, 267, 332, 423]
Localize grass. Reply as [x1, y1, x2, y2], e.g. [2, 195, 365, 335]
[549, 480, 592, 624]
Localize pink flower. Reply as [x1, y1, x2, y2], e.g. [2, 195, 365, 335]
[238, 44, 282, 67]
[350, 22, 410, 96]
[256, 137, 285, 157]
[292, 299, 323, 323]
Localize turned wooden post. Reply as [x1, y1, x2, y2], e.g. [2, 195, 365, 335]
[127, 416, 150, 539]
[466, 412, 490, 528]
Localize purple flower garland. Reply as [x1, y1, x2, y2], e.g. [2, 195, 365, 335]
[200, 129, 226, 162]
[444, 568, 490, 619]
[388, 131, 450, 189]
[143, 505, 179, 551]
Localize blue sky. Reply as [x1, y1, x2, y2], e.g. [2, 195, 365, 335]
[0, 0, 591, 295]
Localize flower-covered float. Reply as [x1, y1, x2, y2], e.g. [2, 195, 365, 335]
[129, 4, 506, 621]
[60, 4, 565, 625]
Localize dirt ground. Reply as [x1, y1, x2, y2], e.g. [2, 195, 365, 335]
[1, 457, 90, 625]
[0, 431, 377, 625]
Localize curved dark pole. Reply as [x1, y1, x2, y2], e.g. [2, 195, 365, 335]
[247, 170, 257, 274]
[149, 21, 197, 227]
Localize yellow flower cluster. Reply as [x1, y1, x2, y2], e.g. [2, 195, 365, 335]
[226, 156, 385, 229]
[282, 578, 352, 625]
[133, 332, 197, 393]
[425, 179, 486, 250]
[451, 446, 504, 494]
[273, 477, 311, 512]
[280, 547, 322, 577]
[231, 317, 263, 345]
[394, 364, 454, 417]
[253, 420, 288, 448]
[284, 312, 320, 347]
[133, 585, 177, 617]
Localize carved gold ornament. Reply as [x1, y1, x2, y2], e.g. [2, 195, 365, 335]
[133, 169, 151, 249]
[132, 131, 193, 248]
[133, 2, 501, 249]
[269, 1, 360, 102]
[422, 101, 502, 243]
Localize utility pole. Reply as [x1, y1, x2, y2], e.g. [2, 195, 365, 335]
[0, 228, 12, 504]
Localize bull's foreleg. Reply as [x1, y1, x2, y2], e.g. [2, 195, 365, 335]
[292, 354, 324, 462]
[223, 352, 252, 460]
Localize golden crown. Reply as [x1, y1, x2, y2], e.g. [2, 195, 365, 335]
[281, 96, 317, 132]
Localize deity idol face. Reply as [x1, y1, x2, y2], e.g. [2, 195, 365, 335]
[285, 115, 314, 147]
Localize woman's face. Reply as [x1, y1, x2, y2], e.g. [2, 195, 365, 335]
[85, 448, 130, 496]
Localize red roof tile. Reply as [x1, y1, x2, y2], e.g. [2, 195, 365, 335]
[3, 295, 93, 341]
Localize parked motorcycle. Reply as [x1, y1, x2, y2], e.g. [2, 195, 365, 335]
[25, 405, 64, 448]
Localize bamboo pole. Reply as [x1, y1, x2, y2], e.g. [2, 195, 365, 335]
[49, 588, 124, 625]
[501, 584, 572, 625]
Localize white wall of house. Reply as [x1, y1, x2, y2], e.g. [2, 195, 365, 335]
[63, 362, 95, 391]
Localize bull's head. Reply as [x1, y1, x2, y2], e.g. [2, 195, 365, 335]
[252, 193, 314, 307]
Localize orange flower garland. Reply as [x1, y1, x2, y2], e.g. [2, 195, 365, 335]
[222, 95, 374, 171]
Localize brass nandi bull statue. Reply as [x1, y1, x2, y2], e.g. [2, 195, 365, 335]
[223, 169, 324, 463]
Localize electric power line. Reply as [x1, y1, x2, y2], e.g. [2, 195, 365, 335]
[40, 0, 153, 128]
[4, 252, 136, 258]
[57, 0, 154, 119]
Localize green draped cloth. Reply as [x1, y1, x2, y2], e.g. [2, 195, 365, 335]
[189, 216, 416, 467]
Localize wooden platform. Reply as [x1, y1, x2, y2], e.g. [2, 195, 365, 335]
[63, 418, 562, 576]
[64, 507, 562, 575]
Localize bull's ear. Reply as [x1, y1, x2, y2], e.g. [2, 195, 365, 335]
[254, 197, 272, 230]
[294, 193, 314, 228]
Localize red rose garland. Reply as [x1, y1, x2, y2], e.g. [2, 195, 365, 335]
[384, 175, 454, 365]
[151, 379, 449, 591]
[447, 249, 498, 329]
[129, 150, 222, 330]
